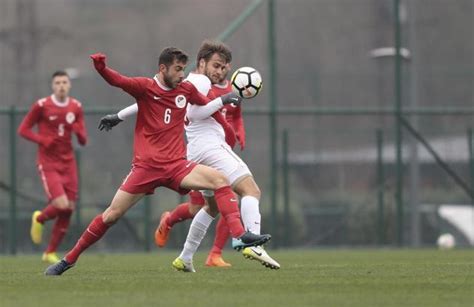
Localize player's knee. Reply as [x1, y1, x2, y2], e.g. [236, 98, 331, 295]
[248, 185, 261, 199]
[203, 204, 219, 218]
[188, 204, 202, 216]
[236, 179, 261, 199]
[52, 197, 69, 210]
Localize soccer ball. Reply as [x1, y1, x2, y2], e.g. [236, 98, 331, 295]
[231, 67, 263, 99]
[437, 233, 455, 249]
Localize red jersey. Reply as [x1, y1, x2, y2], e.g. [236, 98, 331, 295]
[97, 67, 210, 167]
[18, 95, 87, 166]
[212, 81, 246, 148]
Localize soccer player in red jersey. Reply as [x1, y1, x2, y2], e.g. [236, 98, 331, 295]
[45, 47, 270, 275]
[18, 71, 87, 264]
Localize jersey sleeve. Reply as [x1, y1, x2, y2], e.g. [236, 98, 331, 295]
[73, 104, 88, 145]
[188, 83, 211, 106]
[187, 74, 212, 96]
[17, 101, 47, 145]
[96, 66, 147, 98]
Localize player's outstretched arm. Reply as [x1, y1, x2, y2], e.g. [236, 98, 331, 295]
[186, 92, 242, 122]
[90, 53, 144, 97]
[98, 104, 138, 131]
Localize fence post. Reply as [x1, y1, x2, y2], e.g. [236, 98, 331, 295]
[469, 128, 474, 205]
[9, 106, 17, 255]
[282, 130, 290, 247]
[268, 0, 279, 248]
[376, 130, 385, 245]
[143, 196, 152, 251]
[394, 0, 404, 246]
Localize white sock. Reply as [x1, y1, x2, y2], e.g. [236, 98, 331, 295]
[240, 196, 261, 234]
[179, 208, 214, 262]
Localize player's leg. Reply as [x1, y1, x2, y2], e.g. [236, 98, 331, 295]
[175, 193, 220, 269]
[233, 176, 280, 269]
[155, 190, 204, 247]
[42, 199, 73, 264]
[173, 165, 270, 272]
[194, 145, 270, 247]
[205, 215, 231, 267]
[42, 164, 79, 263]
[66, 189, 144, 262]
[180, 164, 246, 238]
[233, 175, 261, 235]
[31, 165, 72, 247]
[44, 189, 145, 276]
[43, 191, 76, 263]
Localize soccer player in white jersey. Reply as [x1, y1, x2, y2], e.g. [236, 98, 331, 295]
[99, 40, 280, 271]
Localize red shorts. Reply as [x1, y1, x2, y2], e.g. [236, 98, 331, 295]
[37, 161, 78, 201]
[189, 190, 206, 206]
[120, 159, 198, 195]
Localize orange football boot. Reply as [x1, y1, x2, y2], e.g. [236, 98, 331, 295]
[205, 253, 232, 267]
[154, 211, 171, 247]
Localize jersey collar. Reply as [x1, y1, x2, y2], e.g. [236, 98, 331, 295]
[153, 75, 172, 91]
[51, 95, 70, 107]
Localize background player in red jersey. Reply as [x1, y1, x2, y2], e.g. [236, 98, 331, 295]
[18, 71, 88, 264]
[45, 47, 270, 275]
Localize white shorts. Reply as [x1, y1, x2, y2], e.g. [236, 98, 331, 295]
[187, 141, 252, 197]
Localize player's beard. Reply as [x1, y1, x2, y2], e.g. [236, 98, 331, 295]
[163, 73, 178, 89]
[203, 66, 219, 85]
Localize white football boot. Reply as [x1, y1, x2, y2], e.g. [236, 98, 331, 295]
[242, 246, 280, 270]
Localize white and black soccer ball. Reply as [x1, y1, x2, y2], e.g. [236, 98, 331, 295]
[231, 67, 263, 99]
[437, 233, 456, 249]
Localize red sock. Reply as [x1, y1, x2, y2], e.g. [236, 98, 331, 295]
[65, 214, 110, 264]
[210, 216, 231, 254]
[168, 203, 193, 227]
[214, 186, 245, 238]
[45, 208, 73, 253]
[37, 204, 59, 224]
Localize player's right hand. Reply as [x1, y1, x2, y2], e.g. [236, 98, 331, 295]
[40, 136, 57, 149]
[90, 53, 107, 71]
[98, 114, 123, 131]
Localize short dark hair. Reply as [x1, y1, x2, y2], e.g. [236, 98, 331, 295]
[159, 47, 188, 67]
[196, 40, 232, 64]
[51, 70, 69, 80]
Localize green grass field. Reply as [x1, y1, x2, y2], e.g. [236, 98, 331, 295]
[1, 249, 473, 307]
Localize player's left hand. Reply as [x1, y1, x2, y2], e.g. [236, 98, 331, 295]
[98, 114, 123, 131]
[221, 92, 242, 105]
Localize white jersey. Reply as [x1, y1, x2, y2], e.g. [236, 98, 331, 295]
[185, 73, 226, 147]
